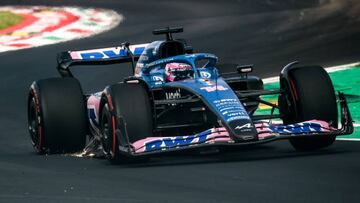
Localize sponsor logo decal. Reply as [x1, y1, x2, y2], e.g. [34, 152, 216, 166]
[131, 128, 231, 153]
[235, 123, 252, 130]
[199, 79, 215, 86]
[165, 89, 181, 99]
[80, 48, 127, 59]
[152, 75, 164, 85]
[142, 129, 227, 152]
[270, 122, 323, 133]
[200, 71, 211, 78]
[149, 57, 175, 67]
[213, 99, 250, 121]
[144, 135, 207, 152]
[70, 44, 148, 60]
[200, 85, 228, 92]
[234, 123, 253, 132]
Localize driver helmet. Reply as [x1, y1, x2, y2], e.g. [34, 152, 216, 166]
[165, 63, 194, 82]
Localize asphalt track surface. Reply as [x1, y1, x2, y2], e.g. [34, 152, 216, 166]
[1, 0, 360, 202]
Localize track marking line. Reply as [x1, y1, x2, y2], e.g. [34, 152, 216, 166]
[262, 62, 360, 84]
[336, 138, 360, 141]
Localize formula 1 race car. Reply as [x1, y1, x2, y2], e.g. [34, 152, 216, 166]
[27, 27, 353, 163]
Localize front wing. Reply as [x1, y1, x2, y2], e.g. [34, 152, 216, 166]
[116, 92, 353, 157]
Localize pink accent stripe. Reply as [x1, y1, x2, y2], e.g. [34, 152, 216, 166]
[87, 95, 100, 116]
[70, 52, 81, 60]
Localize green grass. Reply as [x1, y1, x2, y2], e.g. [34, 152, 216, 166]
[0, 11, 23, 30]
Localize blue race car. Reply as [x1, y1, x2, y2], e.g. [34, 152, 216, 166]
[27, 27, 353, 163]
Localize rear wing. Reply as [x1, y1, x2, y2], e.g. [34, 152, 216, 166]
[57, 43, 149, 77]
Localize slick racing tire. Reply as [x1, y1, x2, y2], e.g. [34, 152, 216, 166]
[100, 83, 153, 163]
[278, 66, 338, 151]
[28, 78, 87, 153]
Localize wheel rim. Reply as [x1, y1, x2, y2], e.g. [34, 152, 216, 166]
[28, 96, 41, 151]
[100, 104, 115, 158]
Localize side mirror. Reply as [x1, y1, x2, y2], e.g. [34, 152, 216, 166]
[217, 63, 254, 78]
[236, 64, 253, 74]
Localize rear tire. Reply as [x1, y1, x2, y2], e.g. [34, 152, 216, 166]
[27, 78, 87, 153]
[279, 66, 338, 151]
[99, 83, 153, 163]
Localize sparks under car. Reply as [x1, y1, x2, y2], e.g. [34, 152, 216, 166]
[27, 27, 353, 163]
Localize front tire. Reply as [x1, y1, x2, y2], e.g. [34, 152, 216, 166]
[99, 83, 153, 163]
[279, 65, 338, 151]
